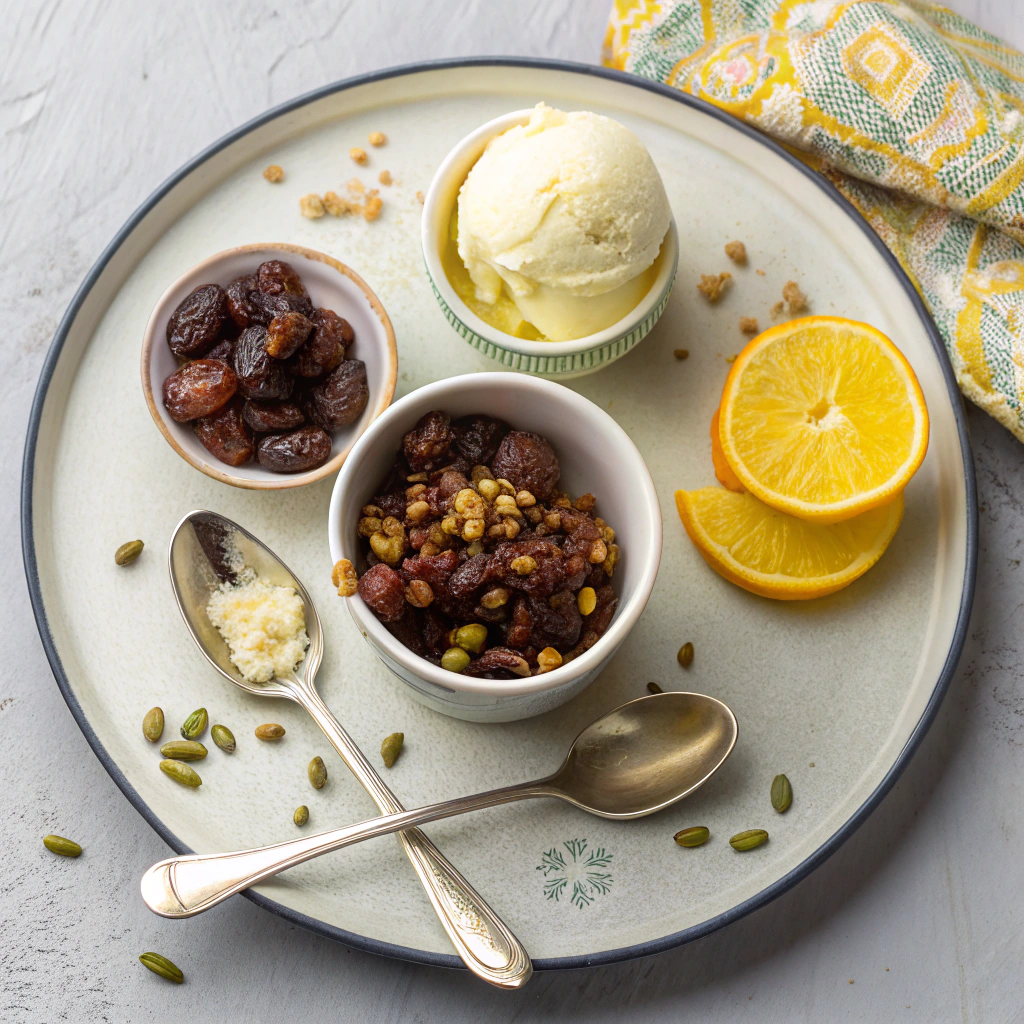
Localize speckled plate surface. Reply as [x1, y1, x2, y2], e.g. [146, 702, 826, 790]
[22, 60, 976, 970]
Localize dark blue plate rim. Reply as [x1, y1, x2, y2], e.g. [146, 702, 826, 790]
[21, 57, 977, 973]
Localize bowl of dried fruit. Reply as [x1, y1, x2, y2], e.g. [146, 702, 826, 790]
[141, 242, 398, 488]
[328, 371, 663, 722]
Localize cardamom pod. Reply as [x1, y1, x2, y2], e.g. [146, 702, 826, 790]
[255, 723, 285, 741]
[677, 642, 694, 668]
[159, 740, 208, 761]
[142, 707, 164, 743]
[139, 952, 184, 984]
[43, 834, 82, 858]
[115, 539, 144, 566]
[647, 681, 663, 694]
[771, 774, 793, 813]
[293, 805, 309, 827]
[211, 724, 236, 753]
[729, 829, 768, 851]
[180, 708, 208, 740]
[160, 759, 202, 788]
[380, 732, 404, 768]
[308, 756, 327, 790]
[673, 826, 709, 848]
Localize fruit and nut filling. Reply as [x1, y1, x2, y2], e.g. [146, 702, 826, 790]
[347, 411, 621, 678]
[161, 259, 369, 473]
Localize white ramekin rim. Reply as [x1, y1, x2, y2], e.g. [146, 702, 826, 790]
[420, 108, 678, 358]
[327, 372, 663, 697]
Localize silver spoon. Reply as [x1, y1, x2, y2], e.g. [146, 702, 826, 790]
[142, 691, 737, 919]
[166, 510, 531, 989]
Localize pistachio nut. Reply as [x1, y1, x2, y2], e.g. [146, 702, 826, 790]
[43, 834, 82, 858]
[380, 732, 404, 768]
[210, 724, 236, 753]
[180, 708, 208, 740]
[142, 707, 164, 743]
[139, 952, 184, 984]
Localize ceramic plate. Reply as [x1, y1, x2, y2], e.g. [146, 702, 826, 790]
[22, 60, 976, 969]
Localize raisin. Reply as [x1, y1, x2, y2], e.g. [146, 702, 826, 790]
[256, 260, 313, 317]
[588, 585, 618, 636]
[358, 563, 406, 622]
[452, 415, 508, 465]
[166, 284, 228, 358]
[403, 411, 455, 473]
[421, 609, 451, 657]
[225, 274, 267, 330]
[373, 491, 408, 520]
[162, 358, 237, 422]
[494, 537, 567, 596]
[528, 591, 582, 650]
[265, 311, 313, 359]
[257, 426, 332, 472]
[304, 359, 369, 430]
[234, 325, 294, 400]
[491, 431, 560, 502]
[205, 337, 236, 363]
[506, 597, 533, 649]
[194, 397, 254, 466]
[402, 548, 460, 587]
[286, 309, 348, 377]
[461, 647, 531, 679]
[313, 308, 354, 353]
[437, 470, 470, 500]
[449, 553, 499, 598]
[384, 608, 427, 657]
[242, 399, 304, 433]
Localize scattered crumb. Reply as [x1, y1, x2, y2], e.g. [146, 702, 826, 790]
[848, 980, 854, 985]
[739, 316, 759, 335]
[263, 164, 284, 183]
[368, 131, 387, 147]
[674, 348, 689, 360]
[332, 559, 358, 597]
[725, 240, 747, 264]
[323, 191, 351, 216]
[697, 272, 732, 303]
[350, 146, 368, 165]
[378, 169, 393, 186]
[416, 190, 425, 204]
[363, 193, 383, 222]
[809, 761, 815, 767]
[347, 177, 366, 194]
[756, 268, 766, 276]
[770, 300, 785, 318]
[885, 968, 890, 972]
[299, 193, 326, 219]
[783, 279, 808, 313]
[725, 354, 737, 363]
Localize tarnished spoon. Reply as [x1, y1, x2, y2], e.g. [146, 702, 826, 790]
[165, 510, 532, 989]
[143, 691, 737, 918]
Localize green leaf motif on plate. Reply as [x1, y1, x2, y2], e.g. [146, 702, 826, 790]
[536, 839, 614, 909]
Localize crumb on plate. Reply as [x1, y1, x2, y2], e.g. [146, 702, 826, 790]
[673, 348, 689, 360]
[770, 300, 785, 318]
[739, 316, 759, 335]
[783, 279, 808, 313]
[369, 131, 387, 147]
[416, 190, 425, 204]
[363, 192, 383, 221]
[697, 272, 732, 303]
[263, 164, 284, 183]
[299, 193, 325, 219]
[323, 190, 351, 216]
[725, 240, 747, 264]
[332, 558, 358, 597]
[350, 146, 368, 165]
[378, 169, 392, 186]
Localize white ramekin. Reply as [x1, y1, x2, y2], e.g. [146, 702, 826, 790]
[421, 110, 678, 380]
[327, 372, 662, 722]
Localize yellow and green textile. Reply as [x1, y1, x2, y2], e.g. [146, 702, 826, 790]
[604, 0, 1024, 441]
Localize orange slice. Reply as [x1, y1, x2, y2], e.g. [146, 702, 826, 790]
[718, 317, 928, 523]
[710, 409, 744, 492]
[675, 486, 904, 600]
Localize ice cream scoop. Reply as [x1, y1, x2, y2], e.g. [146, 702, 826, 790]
[456, 103, 672, 341]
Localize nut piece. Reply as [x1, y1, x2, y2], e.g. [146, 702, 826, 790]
[647, 681, 664, 694]
[115, 539, 144, 565]
[537, 647, 563, 673]
[673, 348, 689, 360]
[515, 490, 536, 508]
[577, 587, 597, 616]
[739, 316, 759, 335]
[481, 587, 510, 609]
[211, 724, 236, 753]
[406, 500, 430, 522]
[299, 193, 325, 218]
[159, 740, 207, 761]
[378, 169, 392, 185]
[442, 647, 471, 673]
[588, 539, 608, 564]
[381, 731, 404, 768]
[697, 272, 732, 303]
[363, 194, 383, 221]
[43, 834, 82, 858]
[454, 488, 486, 518]
[142, 707, 164, 743]
[674, 826, 710, 848]
[139, 952, 184, 984]
[677, 642, 694, 667]
[350, 146, 368, 164]
[160, 759, 202, 787]
[368, 131, 387, 147]
[783, 280, 808, 313]
[263, 164, 284, 183]
[255, 723, 286, 741]
[510, 555, 538, 576]
[308, 756, 328, 790]
[462, 518, 485, 541]
[729, 829, 769, 851]
[180, 708, 208, 741]
[405, 579, 434, 608]
[294, 805, 309, 827]
[323, 190, 351, 216]
[725, 240, 747, 264]
[332, 558, 358, 597]
[478, 478, 500, 502]
[455, 623, 488, 654]
[771, 773, 793, 813]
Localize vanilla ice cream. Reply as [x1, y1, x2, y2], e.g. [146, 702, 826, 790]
[454, 103, 671, 341]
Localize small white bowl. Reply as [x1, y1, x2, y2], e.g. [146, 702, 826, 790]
[142, 243, 398, 489]
[328, 372, 663, 723]
[421, 109, 678, 380]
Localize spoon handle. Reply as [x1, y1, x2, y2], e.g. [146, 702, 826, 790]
[293, 684, 535, 989]
[141, 779, 554, 919]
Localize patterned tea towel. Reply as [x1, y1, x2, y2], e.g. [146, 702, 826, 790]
[604, 0, 1024, 442]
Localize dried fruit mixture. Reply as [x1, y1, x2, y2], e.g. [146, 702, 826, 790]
[160, 259, 369, 472]
[349, 412, 621, 678]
